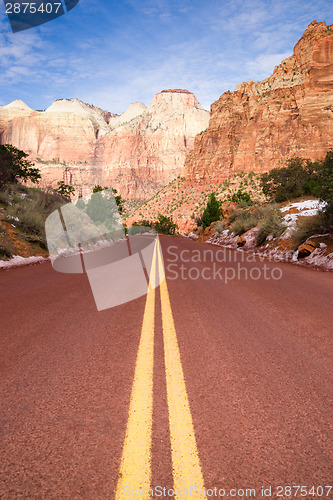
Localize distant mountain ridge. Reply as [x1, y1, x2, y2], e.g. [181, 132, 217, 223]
[0, 90, 209, 199]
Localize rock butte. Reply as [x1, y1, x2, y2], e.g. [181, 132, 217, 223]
[0, 91, 209, 199]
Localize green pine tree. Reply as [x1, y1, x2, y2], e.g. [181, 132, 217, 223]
[202, 193, 221, 229]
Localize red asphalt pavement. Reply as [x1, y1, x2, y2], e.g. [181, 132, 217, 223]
[0, 236, 332, 498]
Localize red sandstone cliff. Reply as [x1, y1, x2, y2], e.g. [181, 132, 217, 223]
[0, 91, 209, 199]
[182, 21, 333, 184]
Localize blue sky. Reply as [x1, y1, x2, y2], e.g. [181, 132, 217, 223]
[0, 0, 332, 114]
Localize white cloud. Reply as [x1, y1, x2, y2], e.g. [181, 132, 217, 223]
[0, 0, 332, 113]
[0, 25, 46, 86]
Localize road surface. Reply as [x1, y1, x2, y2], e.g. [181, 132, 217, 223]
[0, 236, 332, 499]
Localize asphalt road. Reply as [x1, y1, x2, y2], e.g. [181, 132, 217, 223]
[0, 236, 332, 499]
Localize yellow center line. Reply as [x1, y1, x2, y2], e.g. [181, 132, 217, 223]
[115, 241, 157, 499]
[157, 243, 207, 500]
[116, 240, 206, 499]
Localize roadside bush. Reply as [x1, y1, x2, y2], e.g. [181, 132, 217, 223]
[214, 221, 225, 236]
[0, 186, 11, 206]
[85, 191, 122, 231]
[154, 214, 177, 235]
[139, 219, 153, 228]
[89, 186, 124, 213]
[129, 220, 154, 235]
[260, 151, 333, 229]
[0, 183, 30, 206]
[228, 203, 286, 242]
[11, 203, 45, 237]
[230, 209, 259, 235]
[304, 179, 320, 197]
[237, 198, 255, 208]
[263, 156, 323, 202]
[291, 214, 328, 249]
[256, 204, 286, 246]
[227, 208, 241, 225]
[1, 185, 66, 251]
[1, 183, 65, 215]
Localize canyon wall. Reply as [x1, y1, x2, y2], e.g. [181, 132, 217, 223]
[1, 20, 332, 208]
[0, 90, 209, 199]
[182, 21, 333, 184]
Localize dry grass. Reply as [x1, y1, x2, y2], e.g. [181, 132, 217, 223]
[0, 183, 65, 259]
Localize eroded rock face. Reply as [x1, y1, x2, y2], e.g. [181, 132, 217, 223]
[93, 91, 209, 199]
[0, 91, 209, 199]
[182, 21, 333, 185]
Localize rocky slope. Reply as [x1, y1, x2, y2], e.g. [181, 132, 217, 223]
[0, 91, 209, 199]
[195, 199, 333, 272]
[126, 171, 264, 233]
[183, 20, 333, 184]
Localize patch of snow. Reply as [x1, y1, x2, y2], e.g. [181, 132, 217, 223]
[280, 200, 325, 212]
[292, 250, 299, 261]
[7, 215, 19, 222]
[0, 255, 48, 270]
[207, 229, 238, 249]
[283, 214, 296, 225]
[240, 227, 260, 250]
[304, 248, 333, 270]
[51, 237, 128, 260]
[281, 199, 327, 226]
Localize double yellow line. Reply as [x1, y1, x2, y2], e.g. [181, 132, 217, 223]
[116, 240, 206, 499]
